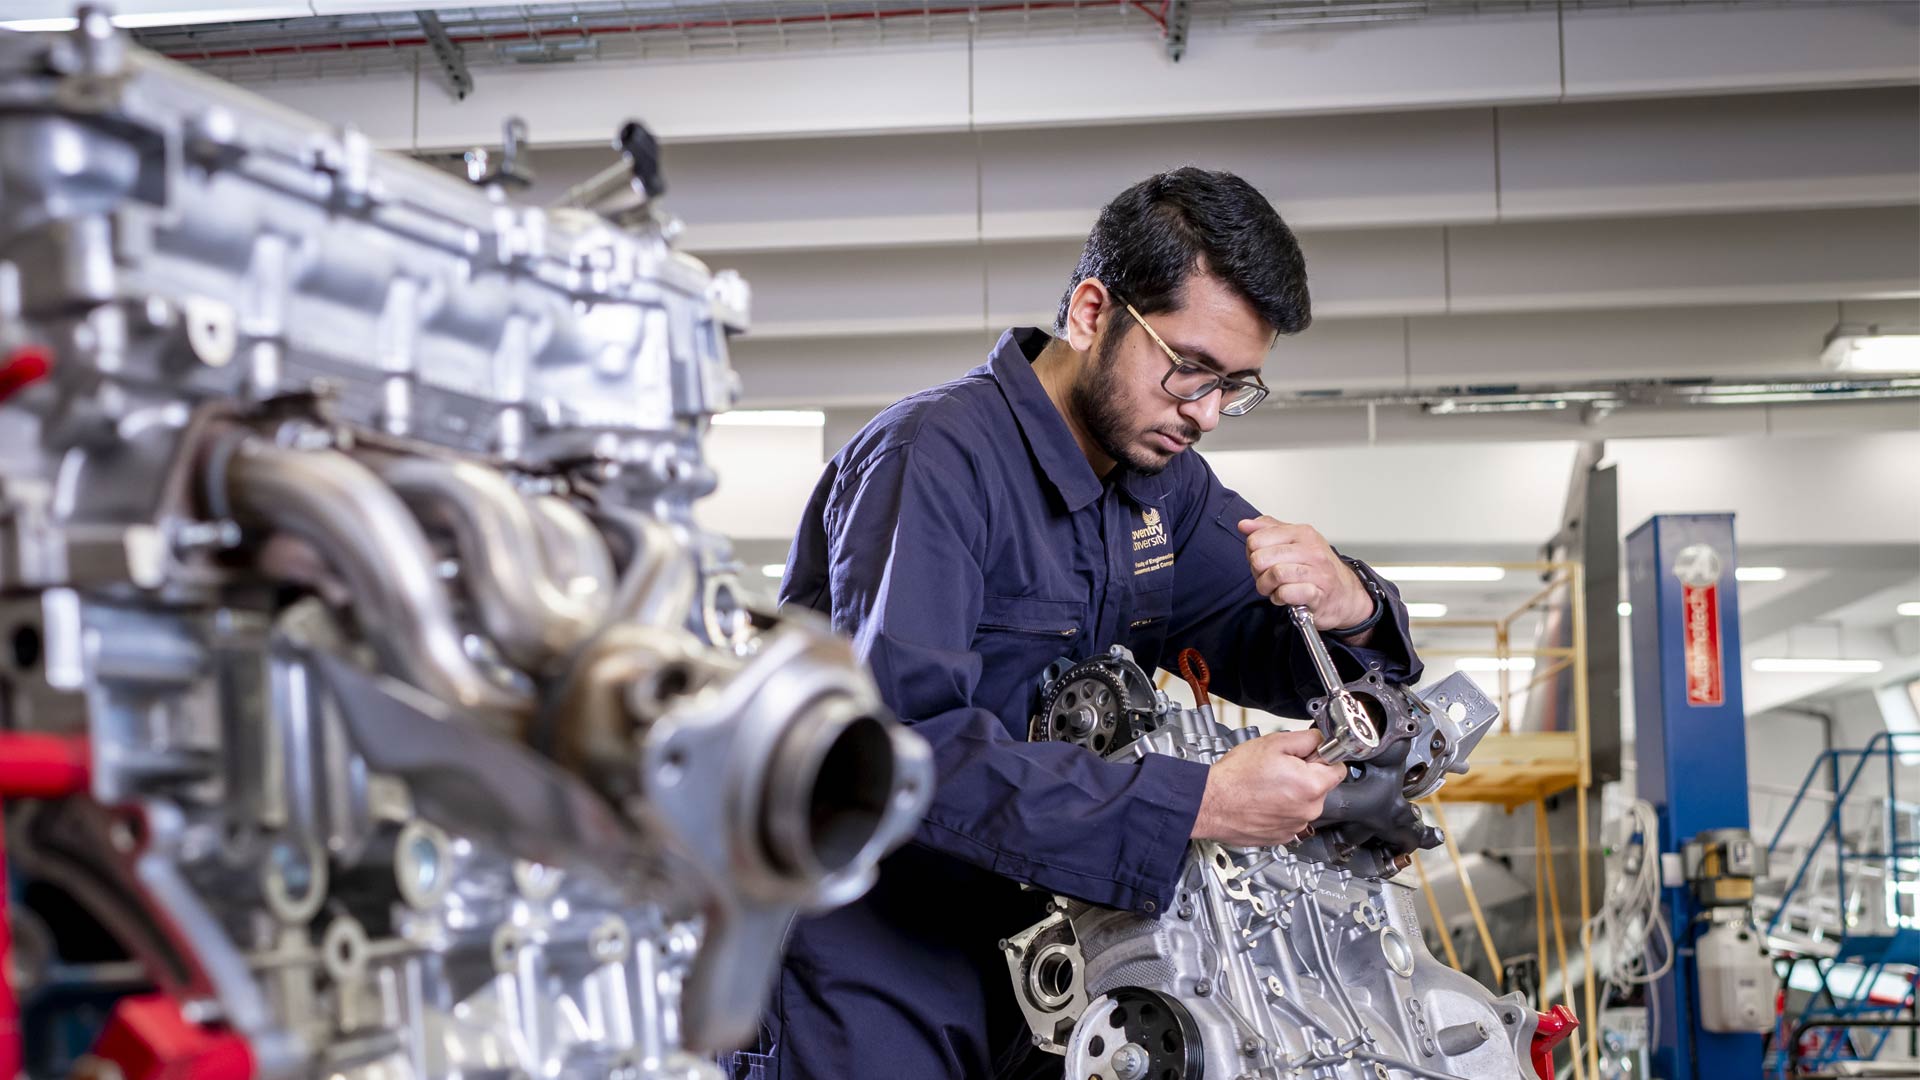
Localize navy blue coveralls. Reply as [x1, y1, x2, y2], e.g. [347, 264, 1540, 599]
[764, 327, 1422, 1079]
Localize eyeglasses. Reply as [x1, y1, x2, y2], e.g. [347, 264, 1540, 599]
[1122, 302, 1270, 417]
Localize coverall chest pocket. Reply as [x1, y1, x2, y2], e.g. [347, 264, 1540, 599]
[1125, 581, 1174, 666]
[974, 594, 1085, 643]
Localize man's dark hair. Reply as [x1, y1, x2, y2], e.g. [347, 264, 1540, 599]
[1053, 167, 1310, 339]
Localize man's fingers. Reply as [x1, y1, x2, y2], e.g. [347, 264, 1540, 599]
[1270, 582, 1324, 609]
[1250, 559, 1314, 590]
[1247, 543, 1320, 575]
[1305, 762, 1346, 796]
[1236, 515, 1292, 535]
[1243, 524, 1312, 552]
[1265, 728, 1322, 757]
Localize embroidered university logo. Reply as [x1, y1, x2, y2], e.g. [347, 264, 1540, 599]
[1131, 507, 1168, 553]
[1132, 505, 1173, 576]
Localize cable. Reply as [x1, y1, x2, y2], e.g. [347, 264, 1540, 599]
[1581, 799, 1676, 1019]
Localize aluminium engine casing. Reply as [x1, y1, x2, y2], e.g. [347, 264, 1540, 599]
[1009, 647, 1545, 1080]
[0, 15, 929, 1080]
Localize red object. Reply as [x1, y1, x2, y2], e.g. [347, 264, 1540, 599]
[1177, 648, 1211, 704]
[0, 822, 15, 1080]
[0, 733, 92, 798]
[1530, 1004, 1580, 1080]
[0, 344, 51, 404]
[91, 994, 253, 1080]
[0, 733, 89, 1080]
[1681, 581, 1724, 706]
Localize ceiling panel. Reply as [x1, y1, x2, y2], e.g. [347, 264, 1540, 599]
[1445, 206, 1920, 313]
[1497, 88, 1920, 221]
[969, 13, 1562, 128]
[979, 108, 1499, 239]
[1404, 302, 1837, 386]
[1560, 2, 1920, 99]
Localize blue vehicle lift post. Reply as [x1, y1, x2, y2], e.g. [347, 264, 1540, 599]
[1627, 513, 1761, 1079]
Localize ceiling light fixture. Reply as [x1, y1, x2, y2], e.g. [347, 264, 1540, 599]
[1823, 323, 1920, 373]
[1404, 602, 1448, 618]
[760, 564, 786, 578]
[1735, 566, 1786, 582]
[1751, 658, 1885, 675]
[1618, 601, 1632, 617]
[1373, 566, 1507, 583]
[1898, 602, 1920, 617]
[712, 409, 826, 428]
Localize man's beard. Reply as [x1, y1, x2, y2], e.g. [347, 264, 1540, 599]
[1069, 327, 1201, 476]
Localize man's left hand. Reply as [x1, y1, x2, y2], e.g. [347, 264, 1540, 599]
[1235, 516, 1375, 630]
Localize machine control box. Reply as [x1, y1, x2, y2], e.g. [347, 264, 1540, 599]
[1696, 918, 1775, 1033]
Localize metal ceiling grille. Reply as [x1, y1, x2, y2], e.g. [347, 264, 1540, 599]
[129, 0, 1855, 85]
[137, 0, 1168, 82]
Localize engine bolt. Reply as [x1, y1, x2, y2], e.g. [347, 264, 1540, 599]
[1193, 979, 1211, 996]
[1110, 1043, 1151, 1080]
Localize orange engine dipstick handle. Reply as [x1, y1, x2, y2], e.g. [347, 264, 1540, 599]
[1177, 648, 1210, 707]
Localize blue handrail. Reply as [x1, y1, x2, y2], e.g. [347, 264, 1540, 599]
[1765, 732, 1920, 940]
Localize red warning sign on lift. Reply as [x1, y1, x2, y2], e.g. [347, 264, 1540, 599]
[1682, 583, 1724, 707]
[1673, 542, 1726, 707]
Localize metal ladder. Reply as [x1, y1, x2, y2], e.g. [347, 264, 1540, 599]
[1762, 733, 1920, 1076]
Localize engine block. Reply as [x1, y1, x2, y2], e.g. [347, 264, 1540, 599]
[1009, 646, 1559, 1080]
[0, 15, 929, 1080]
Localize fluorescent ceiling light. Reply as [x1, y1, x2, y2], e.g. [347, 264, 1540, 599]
[760, 564, 785, 578]
[1618, 601, 1632, 617]
[1373, 566, 1506, 583]
[1823, 324, 1920, 373]
[1751, 658, 1884, 675]
[1453, 657, 1536, 673]
[1404, 602, 1448, 619]
[1735, 566, 1786, 582]
[712, 409, 825, 428]
[1899, 602, 1920, 617]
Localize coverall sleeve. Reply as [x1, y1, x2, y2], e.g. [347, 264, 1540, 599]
[1157, 461, 1423, 715]
[822, 435, 1208, 914]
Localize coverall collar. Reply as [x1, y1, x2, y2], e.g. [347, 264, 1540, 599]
[988, 327, 1114, 514]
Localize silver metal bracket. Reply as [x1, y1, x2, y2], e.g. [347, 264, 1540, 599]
[1163, 0, 1190, 62]
[416, 11, 473, 101]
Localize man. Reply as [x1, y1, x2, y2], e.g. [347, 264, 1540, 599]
[766, 168, 1421, 1078]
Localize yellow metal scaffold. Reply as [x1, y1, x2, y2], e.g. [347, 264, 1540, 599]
[1416, 560, 1596, 1080]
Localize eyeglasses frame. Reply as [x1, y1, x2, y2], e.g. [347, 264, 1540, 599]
[1120, 301, 1271, 417]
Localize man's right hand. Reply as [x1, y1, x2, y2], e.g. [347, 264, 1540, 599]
[1190, 728, 1346, 846]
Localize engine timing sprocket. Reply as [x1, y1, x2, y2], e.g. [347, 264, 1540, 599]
[1029, 649, 1159, 753]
